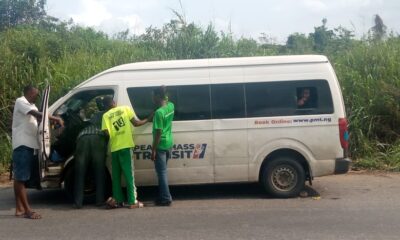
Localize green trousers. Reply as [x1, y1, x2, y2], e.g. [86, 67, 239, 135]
[74, 134, 107, 207]
[111, 148, 137, 205]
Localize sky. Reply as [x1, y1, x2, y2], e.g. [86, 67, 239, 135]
[46, 0, 400, 43]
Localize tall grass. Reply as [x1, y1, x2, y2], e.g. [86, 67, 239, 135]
[1, 22, 399, 173]
[333, 38, 400, 167]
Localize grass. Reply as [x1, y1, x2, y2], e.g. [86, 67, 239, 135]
[353, 141, 400, 171]
[0, 21, 399, 174]
[0, 136, 12, 174]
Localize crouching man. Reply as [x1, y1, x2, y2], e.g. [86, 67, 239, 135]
[73, 98, 108, 208]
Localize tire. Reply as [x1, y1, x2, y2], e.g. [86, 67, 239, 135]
[64, 166, 111, 203]
[261, 157, 305, 198]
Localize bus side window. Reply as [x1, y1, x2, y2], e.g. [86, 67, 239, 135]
[175, 85, 211, 121]
[211, 83, 245, 119]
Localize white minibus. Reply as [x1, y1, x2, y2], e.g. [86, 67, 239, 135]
[37, 55, 350, 198]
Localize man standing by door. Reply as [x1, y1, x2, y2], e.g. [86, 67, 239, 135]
[12, 85, 63, 219]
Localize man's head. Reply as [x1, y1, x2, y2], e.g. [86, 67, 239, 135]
[301, 88, 310, 100]
[152, 85, 168, 106]
[23, 85, 39, 104]
[102, 95, 115, 110]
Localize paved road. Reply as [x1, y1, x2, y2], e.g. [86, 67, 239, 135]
[1, 172, 400, 240]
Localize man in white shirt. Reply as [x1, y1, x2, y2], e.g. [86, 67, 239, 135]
[12, 85, 63, 219]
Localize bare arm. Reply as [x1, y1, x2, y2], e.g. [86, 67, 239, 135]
[151, 129, 162, 161]
[130, 112, 154, 127]
[131, 118, 149, 127]
[28, 110, 64, 127]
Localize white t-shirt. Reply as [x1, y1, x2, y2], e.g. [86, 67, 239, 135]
[12, 96, 40, 150]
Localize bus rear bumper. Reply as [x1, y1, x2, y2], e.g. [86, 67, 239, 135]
[334, 158, 351, 174]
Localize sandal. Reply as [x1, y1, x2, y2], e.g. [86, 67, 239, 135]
[128, 201, 144, 209]
[105, 197, 123, 209]
[24, 211, 42, 220]
[15, 212, 25, 217]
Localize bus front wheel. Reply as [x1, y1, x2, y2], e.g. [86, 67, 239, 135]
[261, 157, 305, 198]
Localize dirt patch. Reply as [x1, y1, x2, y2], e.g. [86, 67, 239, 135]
[348, 170, 400, 175]
[0, 172, 12, 187]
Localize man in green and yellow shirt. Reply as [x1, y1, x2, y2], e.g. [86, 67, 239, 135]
[101, 96, 152, 209]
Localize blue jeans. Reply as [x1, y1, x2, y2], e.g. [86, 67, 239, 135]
[154, 150, 172, 203]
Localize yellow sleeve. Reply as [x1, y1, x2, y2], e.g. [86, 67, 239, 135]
[127, 106, 135, 120]
[101, 114, 108, 132]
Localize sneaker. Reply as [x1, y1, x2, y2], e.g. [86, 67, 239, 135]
[155, 200, 172, 207]
[73, 203, 82, 209]
[128, 201, 144, 209]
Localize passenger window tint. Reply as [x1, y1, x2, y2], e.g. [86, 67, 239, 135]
[127, 88, 154, 120]
[246, 82, 297, 117]
[246, 80, 333, 117]
[127, 80, 333, 120]
[174, 85, 211, 121]
[127, 85, 211, 121]
[211, 84, 245, 119]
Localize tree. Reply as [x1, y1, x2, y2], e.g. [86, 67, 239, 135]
[236, 38, 259, 56]
[286, 33, 313, 54]
[0, 0, 47, 31]
[330, 26, 355, 52]
[370, 14, 387, 41]
[309, 18, 334, 53]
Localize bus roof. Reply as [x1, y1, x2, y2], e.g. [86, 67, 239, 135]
[74, 55, 329, 89]
[108, 55, 328, 72]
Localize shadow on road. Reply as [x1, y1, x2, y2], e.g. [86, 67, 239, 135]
[141, 183, 267, 202]
[1, 182, 320, 211]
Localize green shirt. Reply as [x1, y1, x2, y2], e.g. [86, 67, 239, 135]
[102, 106, 135, 152]
[153, 102, 174, 150]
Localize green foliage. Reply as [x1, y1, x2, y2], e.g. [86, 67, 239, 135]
[0, 0, 47, 31]
[309, 18, 335, 53]
[354, 140, 400, 171]
[0, 7, 399, 173]
[286, 33, 313, 54]
[334, 38, 400, 159]
[370, 14, 387, 41]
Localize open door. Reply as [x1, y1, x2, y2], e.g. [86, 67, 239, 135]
[38, 85, 51, 180]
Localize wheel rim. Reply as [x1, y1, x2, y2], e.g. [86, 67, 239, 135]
[270, 165, 298, 192]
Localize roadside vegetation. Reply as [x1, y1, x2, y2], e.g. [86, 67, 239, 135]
[0, 0, 399, 173]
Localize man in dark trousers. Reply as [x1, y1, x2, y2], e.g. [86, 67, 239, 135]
[151, 86, 175, 206]
[73, 97, 108, 208]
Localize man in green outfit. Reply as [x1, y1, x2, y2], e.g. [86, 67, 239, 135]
[101, 96, 152, 209]
[151, 86, 175, 206]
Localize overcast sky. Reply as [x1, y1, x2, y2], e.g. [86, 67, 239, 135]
[46, 0, 399, 43]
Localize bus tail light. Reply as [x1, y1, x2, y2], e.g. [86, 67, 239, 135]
[339, 118, 349, 157]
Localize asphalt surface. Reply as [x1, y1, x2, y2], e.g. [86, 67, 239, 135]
[0, 172, 400, 240]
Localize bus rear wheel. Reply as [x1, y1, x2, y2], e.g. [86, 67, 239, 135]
[261, 157, 305, 198]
